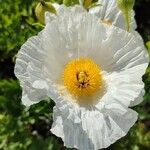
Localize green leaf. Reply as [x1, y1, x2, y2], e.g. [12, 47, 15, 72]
[146, 41, 150, 56]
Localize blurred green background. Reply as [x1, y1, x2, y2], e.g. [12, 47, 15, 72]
[0, 0, 150, 149]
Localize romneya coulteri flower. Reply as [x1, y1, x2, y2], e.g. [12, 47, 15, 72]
[46, 0, 145, 107]
[14, 4, 149, 150]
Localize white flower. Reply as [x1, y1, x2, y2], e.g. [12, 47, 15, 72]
[47, 2, 144, 107]
[89, 0, 137, 31]
[14, 5, 149, 150]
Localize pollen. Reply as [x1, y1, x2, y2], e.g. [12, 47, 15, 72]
[62, 58, 103, 100]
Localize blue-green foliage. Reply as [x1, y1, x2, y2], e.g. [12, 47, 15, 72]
[0, 0, 150, 149]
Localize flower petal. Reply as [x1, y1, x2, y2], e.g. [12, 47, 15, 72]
[86, 24, 149, 72]
[51, 99, 138, 150]
[129, 90, 145, 107]
[100, 64, 147, 107]
[45, 5, 86, 24]
[14, 33, 50, 106]
[89, 0, 137, 31]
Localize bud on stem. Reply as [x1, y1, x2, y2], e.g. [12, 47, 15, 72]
[35, 0, 56, 24]
[117, 0, 135, 32]
[63, 0, 79, 6]
[83, 0, 92, 9]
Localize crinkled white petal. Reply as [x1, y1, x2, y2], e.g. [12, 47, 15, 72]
[45, 4, 86, 24]
[129, 90, 145, 107]
[14, 33, 52, 106]
[97, 64, 147, 107]
[51, 97, 138, 150]
[44, 3, 68, 24]
[21, 86, 47, 107]
[89, 0, 137, 31]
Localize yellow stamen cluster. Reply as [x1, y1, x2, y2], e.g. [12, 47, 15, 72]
[63, 58, 103, 100]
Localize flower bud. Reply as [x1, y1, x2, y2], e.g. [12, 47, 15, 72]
[63, 0, 79, 6]
[35, 1, 56, 24]
[117, 0, 135, 31]
[79, 0, 93, 9]
[117, 0, 135, 13]
[83, 0, 92, 9]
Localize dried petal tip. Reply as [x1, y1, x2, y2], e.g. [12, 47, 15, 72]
[35, 1, 56, 24]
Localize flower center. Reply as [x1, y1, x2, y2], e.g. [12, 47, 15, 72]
[63, 58, 103, 99]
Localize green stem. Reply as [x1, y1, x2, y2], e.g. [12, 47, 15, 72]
[32, 22, 45, 28]
[124, 10, 131, 32]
